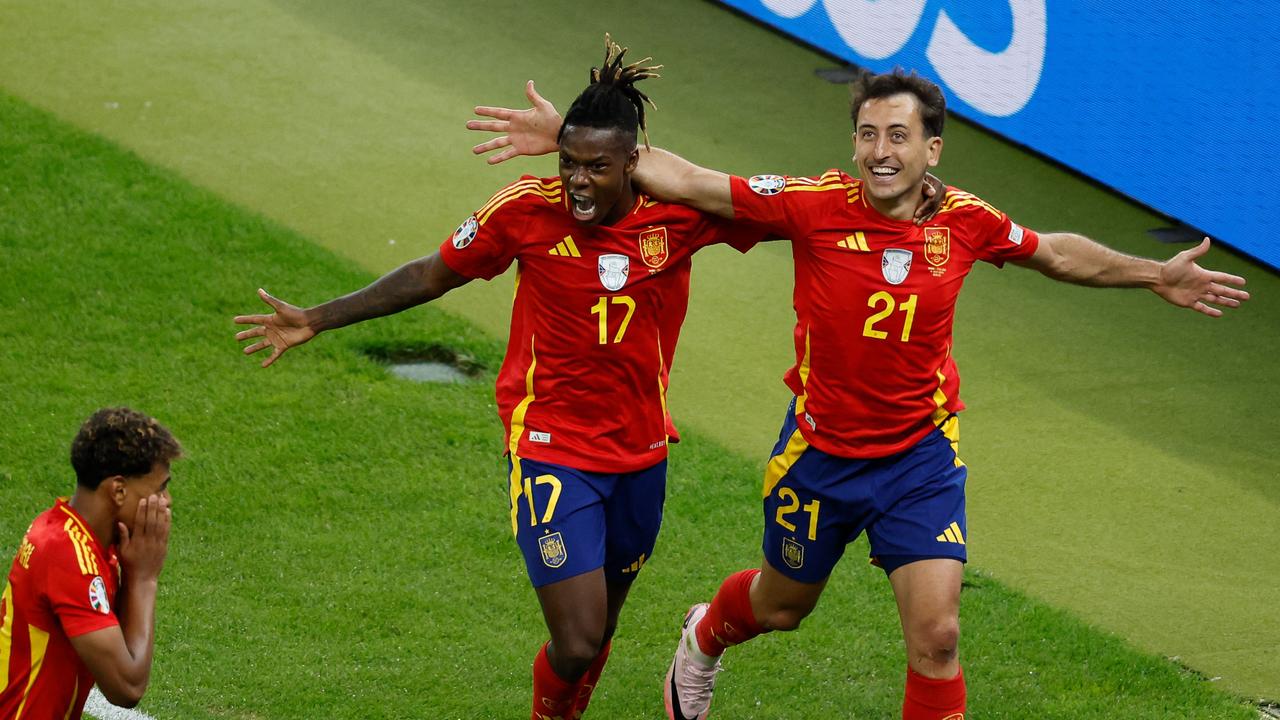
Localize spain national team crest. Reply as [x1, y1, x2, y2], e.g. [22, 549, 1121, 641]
[782, 537, 804, 570]
[538, 532, 567, 569]
[598, 254, 630, 291]
[638, 227, 669, 269]
[924, 227, 950, 267]
[88, 576, 110, 614]
[881, 248, 912, 285]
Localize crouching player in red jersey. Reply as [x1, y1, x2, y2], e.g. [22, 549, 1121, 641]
[233, 38, 770, 719]
[1, 407, 179, 719]
[469, 68, 1250, 719]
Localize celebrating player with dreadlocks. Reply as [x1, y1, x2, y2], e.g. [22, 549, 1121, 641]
[234, 36, 768, 719]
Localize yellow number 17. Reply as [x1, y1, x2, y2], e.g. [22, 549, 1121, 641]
[591, 295, 636, 344]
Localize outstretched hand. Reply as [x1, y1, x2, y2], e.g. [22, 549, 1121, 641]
[1153, 238, 1249, 317]
[234, 288, 316, 368]
[467, 80, 563, 165]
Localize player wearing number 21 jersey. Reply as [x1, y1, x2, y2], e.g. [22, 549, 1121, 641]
[441, 176, 757, 475]
[731, 171, 1037, 458]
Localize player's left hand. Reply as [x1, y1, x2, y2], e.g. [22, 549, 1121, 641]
[118, 495, 171, 582]
[1153, 237, 1250, 317]
[468, 80, 563, 164]
[914, 173, 946, 224]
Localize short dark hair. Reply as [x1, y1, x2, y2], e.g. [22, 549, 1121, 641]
[70, 407, 182, 489]
[558, 34, 662, 149]
[849, 68, 946, 139]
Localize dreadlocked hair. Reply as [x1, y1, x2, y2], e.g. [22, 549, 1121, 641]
[558, 33, 662, 149]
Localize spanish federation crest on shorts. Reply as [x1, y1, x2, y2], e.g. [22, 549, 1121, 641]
[881, 248, 912, 285]
[781, 537, 804, 570]
[597, 254, 630, 291]
[748, 174, 786, 196]
[538, 531, 567, 568]
[88, 575, 110, 614]
[451, 215, 478, 249]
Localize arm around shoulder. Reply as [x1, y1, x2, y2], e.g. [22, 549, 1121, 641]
[633, 148, 735, 219]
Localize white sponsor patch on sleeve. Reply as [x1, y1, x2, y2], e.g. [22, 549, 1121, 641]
[1008, 222, 1025, 246]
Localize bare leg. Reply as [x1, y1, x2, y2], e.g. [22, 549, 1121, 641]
[888, 559, 963, 678]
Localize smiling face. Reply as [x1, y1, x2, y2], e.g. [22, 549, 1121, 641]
[558, 124, 640, 226]
[853, 92, 943, 221]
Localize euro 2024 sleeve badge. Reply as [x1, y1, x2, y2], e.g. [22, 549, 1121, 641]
[451, 216, 479, 249]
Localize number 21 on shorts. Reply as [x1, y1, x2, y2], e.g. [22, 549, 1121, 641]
[774, 486, 820, 541]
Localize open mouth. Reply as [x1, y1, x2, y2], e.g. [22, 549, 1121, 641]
[868, 165, 900, 183]
[570, 193, 597, 222]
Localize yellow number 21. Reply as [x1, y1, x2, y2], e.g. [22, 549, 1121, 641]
[862, 291, 917, 342]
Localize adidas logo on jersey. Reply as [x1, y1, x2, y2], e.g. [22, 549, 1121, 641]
[548, 235, 581, 257]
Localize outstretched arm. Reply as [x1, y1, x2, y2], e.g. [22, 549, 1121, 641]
[1016, 234, 1249, 317]
[234, 252, 469, 367]
[469, 81, 943, 222]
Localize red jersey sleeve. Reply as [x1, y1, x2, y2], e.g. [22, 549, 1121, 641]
[691, 212, 770, 254]
[438, 177, 539, 280]
[728, 173, 829, 240]
[41, 544, 118, 638]
[941, 189, 1040, 267]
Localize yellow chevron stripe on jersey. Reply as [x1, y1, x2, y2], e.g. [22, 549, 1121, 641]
[63, 519, 90, 576]
[507, 336, 538, 537]
[478, 186, 563, 226]
[939, 192, 1001, 218]
[783, 181, 847, 193]
[787, 170, 843, 186]
[477, 178, 563, 218]
[1, 583, 13, 688]
[476, 178, 544, 217]
[15, 623, 50, 719]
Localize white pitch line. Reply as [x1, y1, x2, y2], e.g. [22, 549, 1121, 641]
[83, 688, 158, 720]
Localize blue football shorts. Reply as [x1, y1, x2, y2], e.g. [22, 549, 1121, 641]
[508, 455, 667, 588]
[760, 399, 968, 582]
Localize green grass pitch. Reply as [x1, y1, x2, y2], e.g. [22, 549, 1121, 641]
[0, 90, 1266, 718]
[0, 0, 1278, 715]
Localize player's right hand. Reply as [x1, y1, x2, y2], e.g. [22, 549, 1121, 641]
[234, 288, 316, 368]
[467, 80, 563, 165]
[118, 495, 170, 582]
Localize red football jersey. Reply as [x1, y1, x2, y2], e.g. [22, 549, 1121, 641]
[1, 499, 120, 720]
[730, 171, 1039, 458]
[441, 176, 761, 473]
